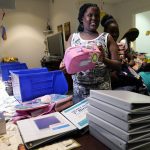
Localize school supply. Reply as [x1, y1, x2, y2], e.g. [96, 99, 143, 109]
[87, 90, 150, 150]
[64, 45, 101, 74]
[89, 90, 150, 112]
[89, 121, 150, 150]
[17, 99, 88, 149]
[17, 112, 76, 149]
[62, 99, 89, 129]
[13, 94, 73, 123]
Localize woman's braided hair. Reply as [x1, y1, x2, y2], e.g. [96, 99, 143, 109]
[101, 14, 117, 32]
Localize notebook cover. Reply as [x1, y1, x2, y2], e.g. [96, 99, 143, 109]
[87, 113, 150, 142]
[90, 90, 150, 112]
[17, 112, 77, 149]
[89, 121, 150, 150]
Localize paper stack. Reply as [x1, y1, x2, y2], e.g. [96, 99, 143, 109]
[87, 90, 150, 150]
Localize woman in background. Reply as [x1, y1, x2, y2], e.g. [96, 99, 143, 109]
[101, 14, 148, 94]
[101, 14, 121, 89]
[101, 14, 119, 42]
[119, 28, 139, 67]
[60, 3, 121, 103]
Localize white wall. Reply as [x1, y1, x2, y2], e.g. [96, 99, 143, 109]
[112, 0, 150, 40]
[136, 11, 150, 54]
[0, 0, 49, 68]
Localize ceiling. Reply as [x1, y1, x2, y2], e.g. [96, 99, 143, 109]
[103, 0, 126, 4]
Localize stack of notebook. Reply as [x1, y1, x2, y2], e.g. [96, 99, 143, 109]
[86, 90, 150, 150]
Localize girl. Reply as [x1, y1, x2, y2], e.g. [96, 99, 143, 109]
[60, 3, 121, 103]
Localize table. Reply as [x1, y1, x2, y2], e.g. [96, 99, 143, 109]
[0, 80, 109, 150]
[0, 122, 110, 150]
[74, 132, 109, 150]
[36, 130, 110, 150]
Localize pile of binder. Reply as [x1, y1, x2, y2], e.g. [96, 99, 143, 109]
[87, 90, 150, 150]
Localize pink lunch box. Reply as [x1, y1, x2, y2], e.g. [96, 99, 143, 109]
[64, 45, 101, 74]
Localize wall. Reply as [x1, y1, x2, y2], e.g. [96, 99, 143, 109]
[49, 0, 150, 46]
[136, 11, 150, 54]
[0, 0, 49, 68]
[1, 0, 150, 67]
[112, 0, 150, 41]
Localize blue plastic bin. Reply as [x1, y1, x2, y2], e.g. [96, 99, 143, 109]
[1, 63, 28, 81]
[10, 67, 48, 75]
[0, 62, 20, 75]
[11, 70, 68, 102]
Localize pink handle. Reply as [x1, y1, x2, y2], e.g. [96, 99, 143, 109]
[65, 45, 100, 54]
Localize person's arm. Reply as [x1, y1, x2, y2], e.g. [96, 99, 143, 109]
[102, 34, 121, 71]
[128, 57, 135, 67]
[59, 34, 73, 71]
[120, 38, 128, 51]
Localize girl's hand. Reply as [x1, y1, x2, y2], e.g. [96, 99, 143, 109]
[121, 58, 128, 64]
[97, 45, 105, 62]
[59, 61, 67, 73]
[117, 42, 127, 52]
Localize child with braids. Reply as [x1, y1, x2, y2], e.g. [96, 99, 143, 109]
[60, 3, 121, 103]
[101, 14, 119, 42]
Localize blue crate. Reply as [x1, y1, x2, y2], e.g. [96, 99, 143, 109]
[1, 63, 28, 81]
[11, 70, 68, 102]
[10, 67, 48, 75]
[0, 62, 20, 74]
[10, 68, 48, 97]
[0, 62, 20, 65]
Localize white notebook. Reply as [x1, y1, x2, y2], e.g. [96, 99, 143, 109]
[61, 99, 88, 129]
[88, 105, 150, 132]
[88, 97, 150, 122]
[87, 113, 150, 142]
[17, 112, 77, 149]
[90, 90, 150, 112]
[90, 126, 121, 150]
[89, 121, 150, 150]
[17, 100, 89, 149]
